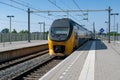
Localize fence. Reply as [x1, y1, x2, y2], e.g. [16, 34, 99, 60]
[97, 34, 120, 41]
[0, 32, 48, 43]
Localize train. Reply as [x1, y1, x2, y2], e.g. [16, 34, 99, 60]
[48, 18, 93, 56]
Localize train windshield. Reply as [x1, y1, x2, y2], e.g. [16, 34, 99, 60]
[50, 27, 69, 41]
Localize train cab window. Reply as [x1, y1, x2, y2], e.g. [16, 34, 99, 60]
[50, 27, 69, 41]
[51, 27, 69, 35]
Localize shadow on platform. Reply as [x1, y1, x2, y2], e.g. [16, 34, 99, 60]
[77, 39, 107, 51]
[95, 39, 107, 50]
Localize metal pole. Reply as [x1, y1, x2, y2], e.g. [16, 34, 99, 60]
[113, 15, 115, 42]
[40, 24, 41, 40]
[117, 23, 118, 40]
[93, 22, 95, 39]
[38, 22, 42, 40]
[28, 8, 31, 42]
[7, 15, 14, 44]
[38, 22, 45, 40]
[43, 22, 45, 40]
[110, 13, 119, 43]
[108, 6, 111, 43]
[10, 17, 11, 44]
[2, 33, 5, 47]
[40, 24, 41, 32]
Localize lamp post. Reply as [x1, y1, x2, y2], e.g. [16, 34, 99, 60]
[38, 22, 45, 40]
[105, 21, 109, 40]
[38, 22, 42, 32]
[117, 23, 119, 40]
[7, 15, 14, 44]
[38, 22, 42, 40]
[111, 13, 119, 42]
[108, 6, 112, 43]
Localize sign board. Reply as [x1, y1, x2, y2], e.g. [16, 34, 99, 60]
[1, 29, 6, 33]
[99, 28, 104, 33]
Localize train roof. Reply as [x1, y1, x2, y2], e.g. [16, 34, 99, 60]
[51, 18, 72, 28]
[51, 18, 90, 32]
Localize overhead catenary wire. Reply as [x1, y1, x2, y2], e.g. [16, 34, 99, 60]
[0, 1, 26, 12]
[60, 1, 72, 10]
[10, 0, 55, 20]
[73, 0, 88, 19]
[8, 0, 84, 23]
[13, 0, 63, 19]
[10, 0, 40, 10]
[0, 0, 54, 27]
[48, 0, 83, 24]
[72, 0, 84, 14]
[60, 1, 83, 19]
[10, 0, 32, 8]
[0, 1, 52, 33]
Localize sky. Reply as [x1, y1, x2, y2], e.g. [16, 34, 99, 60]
[0, 0, 120, 33]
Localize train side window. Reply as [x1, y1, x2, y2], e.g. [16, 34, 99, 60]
[75, 32, 78, 39]
[76, 24, 79, 30]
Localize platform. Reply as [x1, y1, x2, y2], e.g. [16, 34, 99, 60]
[0, 40, 48, 52]
[39, 40, 120, 80]
[0, 40, 48, 63]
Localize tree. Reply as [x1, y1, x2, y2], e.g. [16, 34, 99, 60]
[24, 30, 28, 33]
[43, 31, 49, 34]
[12, 29, 17, 33]
[109, 32, 117, 36]
[4, 28, 9, 33]
[19, 30, 28, 34]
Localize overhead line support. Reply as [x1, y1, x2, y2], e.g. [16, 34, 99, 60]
[28, 7, 112, 43]
[28, 8, 31, 42]
[30, 9, 108, 13]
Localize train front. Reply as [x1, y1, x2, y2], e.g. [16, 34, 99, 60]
[48, 19, 74, 56]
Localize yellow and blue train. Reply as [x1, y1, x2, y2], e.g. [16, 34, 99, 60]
[48, 18, 93, 56]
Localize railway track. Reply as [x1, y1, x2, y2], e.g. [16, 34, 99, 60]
[0, 50, 58, 80]
[14, 58, 63, 80]
[0, 50, 48, 70]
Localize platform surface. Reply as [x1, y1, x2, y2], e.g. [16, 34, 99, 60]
[39, 40, 120, 80]
[0, 40, 48, 52]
